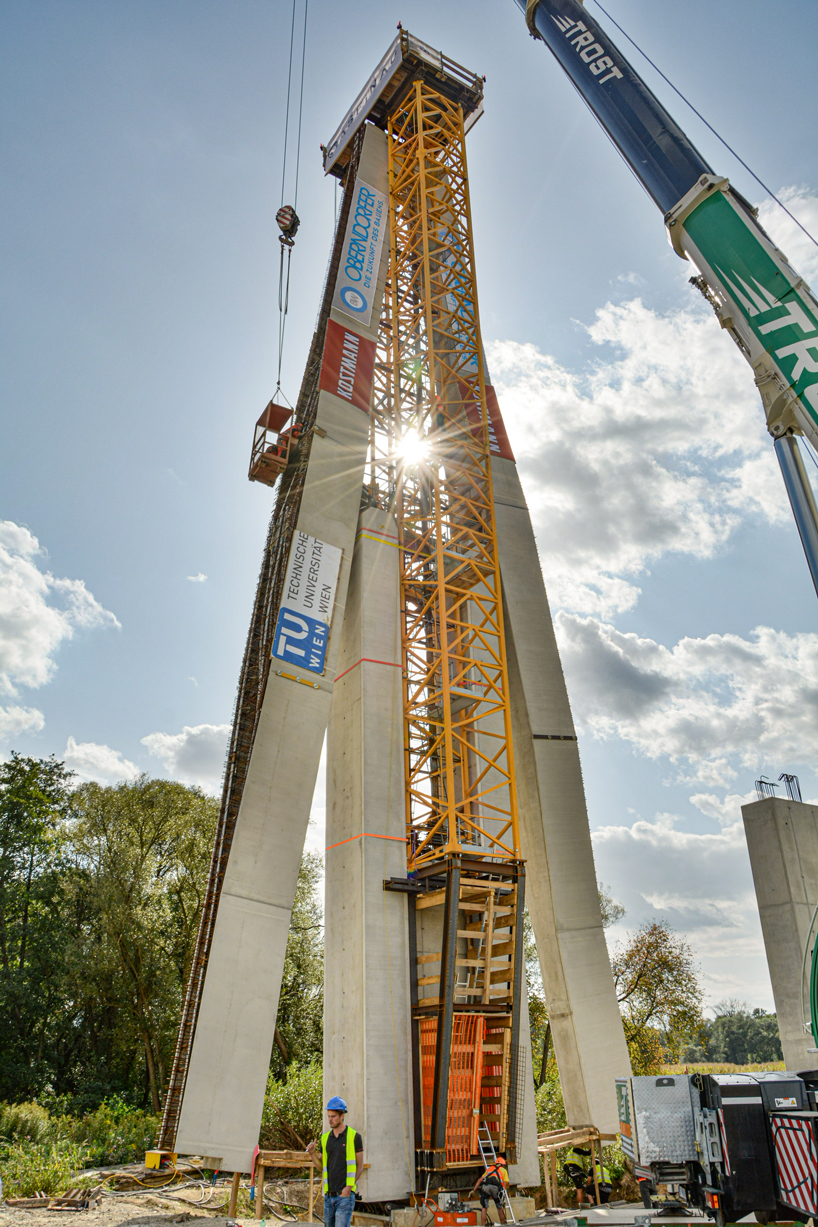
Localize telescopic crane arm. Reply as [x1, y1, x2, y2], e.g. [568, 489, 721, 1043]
[518, 0, 818, 596]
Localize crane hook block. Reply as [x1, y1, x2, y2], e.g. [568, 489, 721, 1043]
[276, 204, 300, 247]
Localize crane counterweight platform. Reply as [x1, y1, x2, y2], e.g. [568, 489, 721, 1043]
[160, 25, 630, 1199]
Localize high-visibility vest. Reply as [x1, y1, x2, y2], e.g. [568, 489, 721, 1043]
[321, 1127, 358, 1195]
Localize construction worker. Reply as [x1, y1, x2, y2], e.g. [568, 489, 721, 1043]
[470, 1153, 509, 1225]
[561, 1146, 613, 1206]
[307, 1096, 364, 1227]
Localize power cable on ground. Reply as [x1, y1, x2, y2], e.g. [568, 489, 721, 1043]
[587, 0, 818, 251]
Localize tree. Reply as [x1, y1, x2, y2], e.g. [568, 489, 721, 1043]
[598, 883, 625, 929]
[271, 851, 324, 1079]
[611, 920, 704, 1071]
[67, 776, 217, 1111]
[0, 754, 78, 1099]
[705, 1000, 783, 1064]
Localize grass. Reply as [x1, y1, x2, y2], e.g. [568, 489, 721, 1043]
[662, 1061, 786, 1074]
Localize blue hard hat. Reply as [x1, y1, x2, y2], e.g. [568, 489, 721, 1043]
[326, 1096, 348, 1113]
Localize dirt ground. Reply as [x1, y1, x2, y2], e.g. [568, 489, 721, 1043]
[0, 1190, 319, 1227]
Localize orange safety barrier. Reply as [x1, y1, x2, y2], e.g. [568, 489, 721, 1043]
[480, 1023, 505, 1145]
[419, 1015, 486, 1161]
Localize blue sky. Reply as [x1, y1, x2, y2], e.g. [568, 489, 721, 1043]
[3, 0, 818, 1010]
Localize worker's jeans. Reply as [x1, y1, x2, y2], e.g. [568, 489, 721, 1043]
[324, 1192, 356, 1227]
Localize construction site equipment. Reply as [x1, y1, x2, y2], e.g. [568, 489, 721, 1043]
[617, 1071, 818, 1224]
[276, 204, 300, 246]
[248, 400, 297, 486]
[160, 26, 630, 1195]
[520, 0, 818, 598]
[537, 1126, 617, 1210]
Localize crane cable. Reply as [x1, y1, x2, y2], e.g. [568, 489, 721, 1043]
[275, 0, 309, 407]
[587, 0, 818, 253]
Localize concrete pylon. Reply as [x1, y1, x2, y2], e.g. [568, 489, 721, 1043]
[492, 447, 632, 1134]
[174, 125, 391, 1172]
[742, 796, 818, 1070]
[325, 507, 415, 1200]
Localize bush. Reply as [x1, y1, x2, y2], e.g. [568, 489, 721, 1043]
[58, 1097, 159, 1166]
[0, 1102, 53, 1146]
[260, 1062, 323, 1151]
[0, 1141, 86, 1198]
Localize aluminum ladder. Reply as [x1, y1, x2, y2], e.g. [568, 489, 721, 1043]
[477, 1123, 515, 1223]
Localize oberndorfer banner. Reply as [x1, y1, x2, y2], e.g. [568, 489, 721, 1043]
[332, 178, 387, 328]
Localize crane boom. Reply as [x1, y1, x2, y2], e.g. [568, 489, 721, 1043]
[519, 0, 818, 594]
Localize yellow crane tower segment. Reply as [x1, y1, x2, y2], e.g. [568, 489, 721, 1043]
[368, 65, 527, 1174]
[380, 78, 521, 868]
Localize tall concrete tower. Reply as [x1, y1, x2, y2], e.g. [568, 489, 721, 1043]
[158, 29, 630, 1201]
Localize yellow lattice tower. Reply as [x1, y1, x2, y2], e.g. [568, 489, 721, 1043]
[377, 79, 521, 872]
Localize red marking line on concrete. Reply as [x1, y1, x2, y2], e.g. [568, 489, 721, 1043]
[325, 833, 406, 852]
[335, 656, 402, 682]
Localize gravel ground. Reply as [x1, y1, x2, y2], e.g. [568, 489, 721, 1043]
[0, 1201, 321, 1227]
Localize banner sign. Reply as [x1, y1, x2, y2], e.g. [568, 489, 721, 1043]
[272, 532, 342, 675]
[319, 319, 377, 414]
[323, 35, 402, 176]
[332, 178, 387, 328]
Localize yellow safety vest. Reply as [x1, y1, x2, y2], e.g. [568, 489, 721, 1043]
[321, 1127, 358, 1195]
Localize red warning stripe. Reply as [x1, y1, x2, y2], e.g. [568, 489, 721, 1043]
[772, 1117, 818, 1215]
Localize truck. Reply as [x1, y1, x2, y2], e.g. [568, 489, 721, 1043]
[617, 1071, 818, 1224]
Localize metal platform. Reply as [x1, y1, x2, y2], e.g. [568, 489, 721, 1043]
[323, 28, 483, 177]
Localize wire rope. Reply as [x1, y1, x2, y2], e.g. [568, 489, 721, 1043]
[275, 0, 309, 404]
[587, 0, 818, 251]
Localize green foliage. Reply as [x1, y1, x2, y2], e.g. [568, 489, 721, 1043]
[0, 1140, 86, 1198]
[598, 883, 625, 930]
[612, 920, 704, 1064]
[0, 1100, 53, 1145]
[68, 775, 218, 1112]
[260, 1062, 324, 1151]
[0, 754, 80, 1100]
[272, 852, 324, 1078]
[57, 1097, 159, 1166]
[0, 759, 218, 1110]
[705, 1001, 783, 1064]
[534, 1059, 565, 1137]
[0, 1097, 160, 1196]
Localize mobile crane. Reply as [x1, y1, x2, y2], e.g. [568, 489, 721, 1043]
[518, 0, 818, 597]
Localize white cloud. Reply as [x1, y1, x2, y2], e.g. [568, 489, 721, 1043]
[757, 187, 818, 287]
[187, 573, 207, 583]
[0, 521, 119, 739]
[557, 612, 818, 787]
[63, 735, 139, 784]
[142, 722, 230, 792]
[593, 815, 772, 1007]
[0, 706, 45, 739]
[488, 294, 787, 617]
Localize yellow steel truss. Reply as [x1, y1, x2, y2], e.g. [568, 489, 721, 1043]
[372, 80, 520, 870]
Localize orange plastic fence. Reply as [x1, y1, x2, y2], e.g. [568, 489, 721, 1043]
[481, 1023, 505, 1143]
[419, 1015, 486, 1161]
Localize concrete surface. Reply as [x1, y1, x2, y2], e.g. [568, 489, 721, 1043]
[175, 125, 391, 1173]
[492, 453, 631, 1133]
[325, 508, 415, 1201]
[742, 795, 818, 1070]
